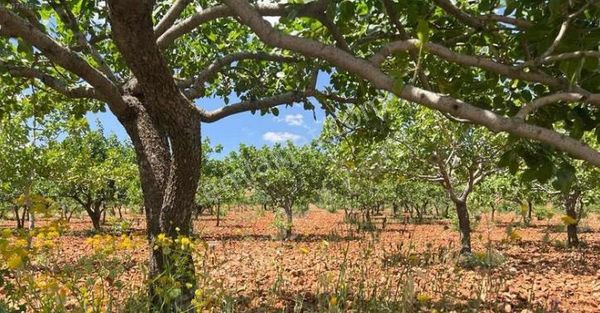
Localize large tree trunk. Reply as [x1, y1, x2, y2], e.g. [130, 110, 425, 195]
[454, 200, 472, 254]
[107, 1, 203, 310]
[122, 110, 200, 311]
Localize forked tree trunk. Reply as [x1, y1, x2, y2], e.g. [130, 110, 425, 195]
[454, 200, 472, 254]
[106, 2, 203, 310]
[14, 206, 25, 229]
[121, 108, 200, 311]
[85, 201, 103, 231]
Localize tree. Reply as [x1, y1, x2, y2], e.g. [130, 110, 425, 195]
[196, 141, 241, 226]
[236, 143, 325, 239]
[3, 0, 600, 308]
[0, 88, 64, 229]
[323, 101, 504, 253]
[46, 127, 135, 231]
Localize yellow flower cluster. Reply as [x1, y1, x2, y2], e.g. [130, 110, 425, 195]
[85, 234, 134, 255]
[561, 215, 577, 225]
[0, 229, 29, 270]
[14, 194, 58, 216]
[32, 225, 61, 250]
[154, 233, 195, 254]
[416, 292, 432, 303]
[34, 274, 68, 300]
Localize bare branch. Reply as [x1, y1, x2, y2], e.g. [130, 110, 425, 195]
[7, 0, 45, 31]
[433, 154, 459, 202]
[539, 50, 600, 64]
[200, 91, 309, 123]
[479, 14, 533, 29]
[433, 0, 532, 29]
[180, 52, 300, 99]
[515, 92, 588, 119]
[0, 8, 127, 113]
[416, 174, 445, 183]
[1, 61, 107, 101]
[154, 0, 193, 37]
[316, 14, 351, 52]
[533, 2, 592, 65]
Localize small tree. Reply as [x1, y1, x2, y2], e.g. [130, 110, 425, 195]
[323, 101, 504, 253]
[236, 143, 325, 239]
[47, 127, 134, 230]
[196, 143, 241, 226]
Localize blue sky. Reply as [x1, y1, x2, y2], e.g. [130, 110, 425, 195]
[87, 74, 330, 156]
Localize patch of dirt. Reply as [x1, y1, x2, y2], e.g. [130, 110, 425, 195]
[2, 209, 599, 312]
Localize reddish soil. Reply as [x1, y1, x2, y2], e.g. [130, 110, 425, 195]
[2, 209, 600, 312]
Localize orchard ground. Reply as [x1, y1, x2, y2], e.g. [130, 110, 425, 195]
[2, 208, 600, 312]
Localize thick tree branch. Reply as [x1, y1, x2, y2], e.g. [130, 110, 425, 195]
[0, 8, 127, 114]
[539, 50, 600, 64]
[225, 0, 600, 166]
[157, 1, 330, 49]
[370, 39, 566, 89]
[0, 61, 106, 101]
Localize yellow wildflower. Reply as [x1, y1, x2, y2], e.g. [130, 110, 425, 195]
[6, 253, 23, 269]
[299, 246, 310, 254]
[561, 215, 577, 225]
[416, 292, 432, 303]
[329, 296, 337, 306]
[1, 229, 11, 238]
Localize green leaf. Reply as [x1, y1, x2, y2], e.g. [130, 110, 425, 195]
[392, 78, 404, 94]
[416, 19, 430, 44]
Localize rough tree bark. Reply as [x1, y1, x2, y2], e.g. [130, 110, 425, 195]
[85, 201, 103, 231]
[106, 1, 202, 310]
[454, 200, 472, 254]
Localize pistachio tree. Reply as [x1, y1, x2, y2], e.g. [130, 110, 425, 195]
[196, 141, 241, 226]
[46, 127, 136, 230]
[236, 143, 325, 238]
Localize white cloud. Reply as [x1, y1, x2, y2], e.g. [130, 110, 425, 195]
[262, 131, 302, 143]
[264, 16, 280, 26]
[284, 114, 304, 126]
